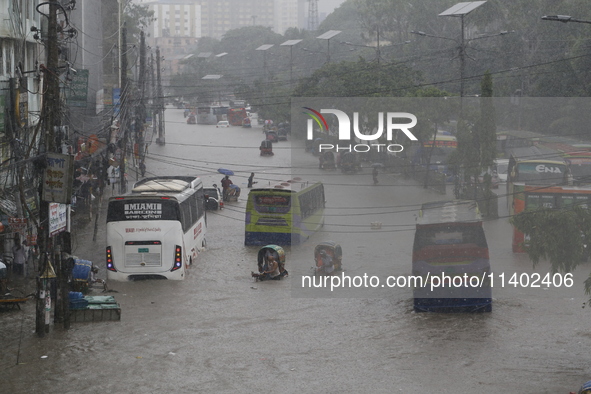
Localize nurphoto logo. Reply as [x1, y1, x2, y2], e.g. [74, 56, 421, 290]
[303, 107, 418, 153]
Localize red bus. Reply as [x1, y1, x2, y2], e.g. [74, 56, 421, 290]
[228, 108, 247, 126]
[412, 200, 492, 312]
[511, 183, 591, 252]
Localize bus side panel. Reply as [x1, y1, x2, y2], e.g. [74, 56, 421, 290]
[291, 210, 324, 244]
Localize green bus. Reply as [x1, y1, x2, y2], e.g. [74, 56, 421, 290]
[244, 178, 325, 246]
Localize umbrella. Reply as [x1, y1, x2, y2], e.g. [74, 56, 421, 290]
[371, 163, 384, 168]
[217, 168, 234, 176]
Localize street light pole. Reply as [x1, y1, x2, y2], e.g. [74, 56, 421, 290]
[317, 30, 341, 64]
[280, 40, 302, 88]
[411, 29, 511, 97]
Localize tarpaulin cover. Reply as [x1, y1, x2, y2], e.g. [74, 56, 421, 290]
[72, 259, 92, 281]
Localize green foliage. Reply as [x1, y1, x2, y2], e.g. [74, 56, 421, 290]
[294, 57, 420, 98]
[123, 1, 154, 43]
[511, 206, 591, 300]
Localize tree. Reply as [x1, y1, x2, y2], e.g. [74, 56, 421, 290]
[511, 206, 591, 303]
[475, 71, 498, 217]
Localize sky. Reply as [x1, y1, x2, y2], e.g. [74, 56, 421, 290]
[319, 0, 346, 15]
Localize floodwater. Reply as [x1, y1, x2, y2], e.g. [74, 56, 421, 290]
[1, 108, 590, 394]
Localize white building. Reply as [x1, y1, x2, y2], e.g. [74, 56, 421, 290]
[274, 0, 299, 35]
[136, 0, 202, 38]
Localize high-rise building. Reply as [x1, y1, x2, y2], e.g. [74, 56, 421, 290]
[136, 0, 201, 38]
[274, 0, 299, 35]
[199, 0, 274, 39]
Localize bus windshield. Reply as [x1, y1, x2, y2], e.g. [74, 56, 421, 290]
[414, 223, 488, 250]
[107, 199, 180, 222]
[514, 162, 567, 185]
[253, 194, 291, 213]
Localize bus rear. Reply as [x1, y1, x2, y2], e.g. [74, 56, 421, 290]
[106, 197, 188, 280]
[245, 180, 325, 246]
[412, 201, 492, 312]
[245, 190, 293, 245]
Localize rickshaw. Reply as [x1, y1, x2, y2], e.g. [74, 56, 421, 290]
[320, 151, 335, 170]
[577, 380, 591, 394]
[225, 184, 241, 202]
[314, 241, 343, 274]
[266, 130, 278, 142]
[340, 152, 361, 173]
[260, 140, 274, 156]
[277, 128, 288, 141]
[252, 245, 288, 281]
[71, 258, 92, 293]
[312, 138, 323, 156]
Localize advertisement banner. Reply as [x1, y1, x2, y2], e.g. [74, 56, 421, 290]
[42, 153, 74, 204]
[66, 69, 89, 107]
[49, 203, 67, 237]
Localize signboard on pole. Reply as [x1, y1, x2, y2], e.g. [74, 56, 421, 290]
[66, 69, 89, 107]
[49, 203, 67, 237]
[42, 153, 74, 204]
[0, 95, 5, 133]
[112, 88, 121, 115]
[96, 88, 104, 114]
[8, 217, 27, 235]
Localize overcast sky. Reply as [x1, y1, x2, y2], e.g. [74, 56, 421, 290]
[319, 0, 346, 15]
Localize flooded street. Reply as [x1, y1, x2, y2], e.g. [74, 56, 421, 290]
[2, 107, 591, 393]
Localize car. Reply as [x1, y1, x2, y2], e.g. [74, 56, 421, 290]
[203, 186, 223, 210]
[216, 121, 230, 128]
[494, 158, 509, 184]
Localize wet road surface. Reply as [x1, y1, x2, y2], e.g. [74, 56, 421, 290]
[1, 108, 590, 393]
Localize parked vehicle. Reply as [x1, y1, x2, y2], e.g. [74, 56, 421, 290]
[494, 158, 509, 183]
[203, 185, 223, 210]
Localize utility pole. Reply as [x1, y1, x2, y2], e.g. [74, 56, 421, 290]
[150, 51, 155, 148]
[37, 0, 61, 337]
[156, 47, 165, 145]
[120, 23, 128, 192]
[136, 31, 146, 178]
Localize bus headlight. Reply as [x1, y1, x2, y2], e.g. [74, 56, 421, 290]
[171, 245, 182, 271]
[106, 246, 116, 272]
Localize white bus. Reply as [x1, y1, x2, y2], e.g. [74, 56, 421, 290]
[106, 176, 207, 281]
